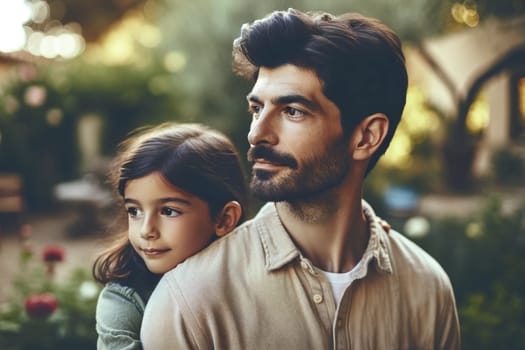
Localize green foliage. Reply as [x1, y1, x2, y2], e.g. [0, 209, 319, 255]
[0, 78, 79, 209]
[461, 284, 525, 349]
[407, 197, 525, 349]
[0, 247, 100, 350]
[0, 57, 184, 210]
[491, 147, 525, 185]
[49, 58, 184, 155]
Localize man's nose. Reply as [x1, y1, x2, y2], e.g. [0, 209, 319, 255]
[247, 108, 278, 146]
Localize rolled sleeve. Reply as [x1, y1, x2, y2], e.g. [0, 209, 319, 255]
[96, 284, 145, 350]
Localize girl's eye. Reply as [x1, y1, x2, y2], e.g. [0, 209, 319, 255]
[284, 106, 305, 119]
[126, 207, 143, 218]
[161, 207, 181, 217]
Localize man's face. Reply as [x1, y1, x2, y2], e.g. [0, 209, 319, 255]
[246, 64, 349, 202]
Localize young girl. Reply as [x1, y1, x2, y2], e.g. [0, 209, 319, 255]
[92, 122, 248, 349]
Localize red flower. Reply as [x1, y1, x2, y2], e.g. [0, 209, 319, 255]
[42, 245, 65, 263]
[25, 293, 58, 319]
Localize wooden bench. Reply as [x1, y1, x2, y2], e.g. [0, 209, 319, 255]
[0, 174, 24, 231]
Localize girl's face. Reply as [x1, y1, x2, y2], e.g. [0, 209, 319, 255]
[124, 171, 217, 274]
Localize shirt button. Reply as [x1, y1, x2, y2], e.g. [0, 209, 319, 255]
[300, 261, 309, 270]
[313, 294, 323, 304]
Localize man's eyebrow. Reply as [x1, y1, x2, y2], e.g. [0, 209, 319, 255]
[247, 93, 321, 112]
[246, 94, 261, 104]
[275, 95, 321, 112]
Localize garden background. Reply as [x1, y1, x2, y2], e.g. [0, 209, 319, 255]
[0, 0, 525, 349]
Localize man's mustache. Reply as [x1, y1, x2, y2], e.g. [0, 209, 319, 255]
[247, 145, 298, 169]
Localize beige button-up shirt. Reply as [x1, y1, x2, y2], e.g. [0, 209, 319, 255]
[141, 201, 460, 349]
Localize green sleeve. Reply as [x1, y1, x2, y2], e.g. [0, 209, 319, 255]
[96, 283, 146, 350]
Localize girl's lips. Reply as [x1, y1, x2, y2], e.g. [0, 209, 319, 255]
[142, 248, 170, 256]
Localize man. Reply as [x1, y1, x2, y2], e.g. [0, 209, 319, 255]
[141, 8, 460, 349]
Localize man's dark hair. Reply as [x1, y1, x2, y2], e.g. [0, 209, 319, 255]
[233, 8, 408, 174]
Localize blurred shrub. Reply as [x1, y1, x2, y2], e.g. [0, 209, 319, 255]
[0, 59, 183, 211]
[491, 147, 525, 185]
[0, 228, 100, 349]
[0, 78, 79, 210]
[408, 197, 525, 349]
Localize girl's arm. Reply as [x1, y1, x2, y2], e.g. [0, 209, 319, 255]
[96, 282, 146, 350]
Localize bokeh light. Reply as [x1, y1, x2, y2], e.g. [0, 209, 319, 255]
[85, 11, 162, 65]
[451, 2, 480, 27]
[164, 51, 186, 72]
[46, 108, 64, 126]
[0, 0, 32, 52]
[466, 93, 489, 134]
[519, 77, 525, 120]
[30, 0, 50, 24]
[404, 216, 431, 238]
[0, 0, 84, 58]
[382, 86, 441, 168]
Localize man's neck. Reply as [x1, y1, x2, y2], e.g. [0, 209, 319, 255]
[275, 184, 370, 273]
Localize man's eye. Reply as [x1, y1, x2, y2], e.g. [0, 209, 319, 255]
[284, 107, 305, 119]
[161, 207, 180, 217]
[248, 105, 262, 115]
[126, 207, 142, 218]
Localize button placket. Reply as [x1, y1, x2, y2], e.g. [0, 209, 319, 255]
[313, 293, 323, 304]
[333, 285, 354, 350]
[297, 257, 334, 338]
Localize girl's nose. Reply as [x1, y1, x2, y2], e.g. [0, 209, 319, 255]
[140, 216, 159, 240]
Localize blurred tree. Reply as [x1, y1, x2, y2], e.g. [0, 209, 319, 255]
[48, 0, 149, 42]
[0, 56, 183, 210]
[465, 0, 525, 19]
[46, 0, 525, 45]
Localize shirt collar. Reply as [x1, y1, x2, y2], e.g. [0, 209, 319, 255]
[361, 199, 393, 274]
[255, 203, 300, 271]
[256, 200, 393, 274]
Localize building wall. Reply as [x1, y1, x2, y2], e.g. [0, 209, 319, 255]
[407, 16, 525, 177]
[474, 73, 511, 176]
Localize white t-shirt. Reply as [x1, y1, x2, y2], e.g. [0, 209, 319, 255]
[320, 259, 366, 307]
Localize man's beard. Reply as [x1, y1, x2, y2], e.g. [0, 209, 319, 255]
[247, 139, 349, 202]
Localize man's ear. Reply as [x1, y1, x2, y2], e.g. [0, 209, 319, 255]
[215, 201, 243, 237]
[351, 113, 389, 161]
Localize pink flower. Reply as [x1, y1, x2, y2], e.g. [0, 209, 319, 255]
[42, 245, 65, 263]
[19, 224, 32, 240]
[25, 293, 58, 319]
